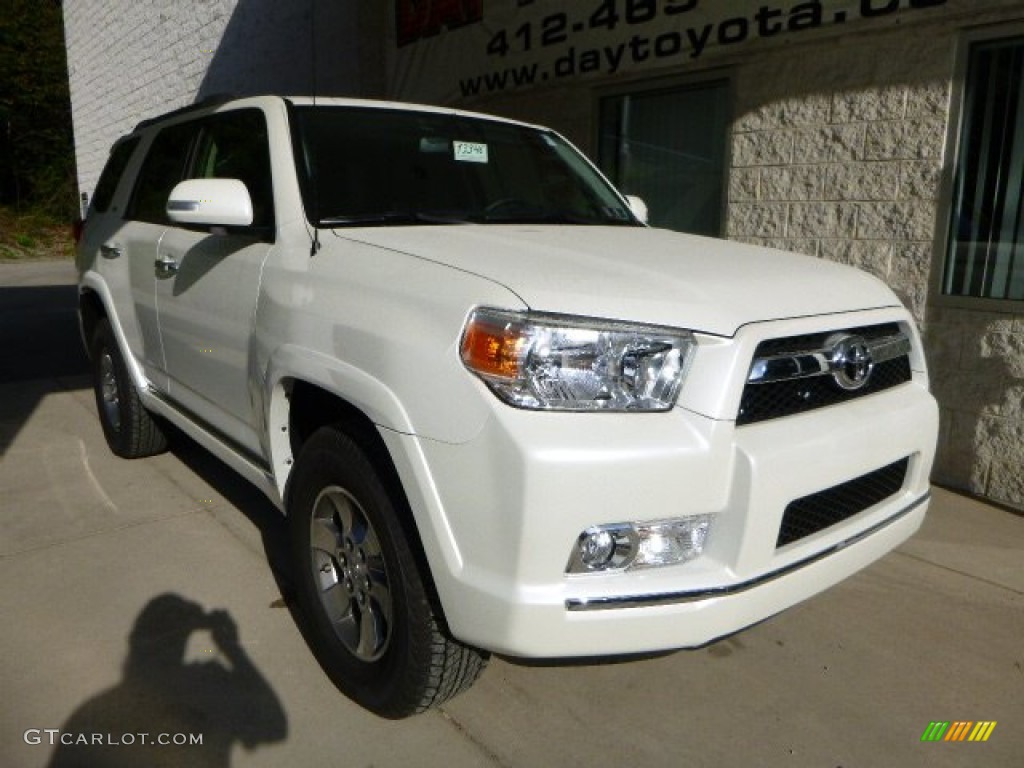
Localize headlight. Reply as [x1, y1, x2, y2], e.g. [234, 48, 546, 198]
[460, 308, 695, 411]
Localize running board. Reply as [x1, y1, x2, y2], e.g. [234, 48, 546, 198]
[141, 388, 284, 511]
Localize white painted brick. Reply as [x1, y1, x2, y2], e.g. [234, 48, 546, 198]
[64, 0, 363, 195]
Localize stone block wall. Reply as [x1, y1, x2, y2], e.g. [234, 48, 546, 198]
[927, 308, 1024, 507]
[726, 29, 950, 325]
[725, 16, 1024, 509]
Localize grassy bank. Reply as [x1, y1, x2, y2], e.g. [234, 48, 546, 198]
[0, 206, 76, 261]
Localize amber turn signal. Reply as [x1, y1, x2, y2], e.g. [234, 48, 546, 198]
[460, 311, 526, 381]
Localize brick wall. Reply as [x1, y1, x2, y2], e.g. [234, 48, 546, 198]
[63, 0, 236, 197]
[63, 0, 367, 199]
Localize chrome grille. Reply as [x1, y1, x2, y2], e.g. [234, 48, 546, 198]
[738, 323, 912, 425]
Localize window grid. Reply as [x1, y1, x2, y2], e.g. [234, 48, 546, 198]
[944, 37, 1024, 301]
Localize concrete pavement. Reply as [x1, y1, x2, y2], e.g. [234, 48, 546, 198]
[1, 260, 1021, 767]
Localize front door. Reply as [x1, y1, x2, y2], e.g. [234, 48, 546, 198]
[153, 108, 277, 455]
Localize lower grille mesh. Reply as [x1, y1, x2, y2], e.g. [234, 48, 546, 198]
[777, 458, 910, 548]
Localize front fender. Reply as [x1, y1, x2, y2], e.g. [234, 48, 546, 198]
[261, 344, 417, 498]
[260, 345, 470, 590]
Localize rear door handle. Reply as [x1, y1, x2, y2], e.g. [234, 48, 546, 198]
[155, 253, 179, 277]
[100, 243, 122, 259]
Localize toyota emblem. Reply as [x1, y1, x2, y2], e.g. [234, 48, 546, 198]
[827, 334, 874, 391]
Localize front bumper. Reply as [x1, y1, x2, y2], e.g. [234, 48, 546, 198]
[384, 309, 938, 658]
[401, 378, 937, 658]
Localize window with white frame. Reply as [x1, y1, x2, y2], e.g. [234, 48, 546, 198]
[944, 37, 1024, 301]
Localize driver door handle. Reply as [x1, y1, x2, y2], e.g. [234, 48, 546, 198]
[100, 243, 123, 259]
[155, 253, 179, 277]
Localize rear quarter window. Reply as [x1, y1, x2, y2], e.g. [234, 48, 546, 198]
[91, 137, 140, 214]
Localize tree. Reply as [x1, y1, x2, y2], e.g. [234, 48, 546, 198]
[0, 0, 76, 218]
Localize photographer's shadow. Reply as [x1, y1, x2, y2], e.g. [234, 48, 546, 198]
[48, 593, 287, 768]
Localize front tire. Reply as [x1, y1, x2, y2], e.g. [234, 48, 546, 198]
[90, 318, 167, 458]
[288, 426, 488, 718]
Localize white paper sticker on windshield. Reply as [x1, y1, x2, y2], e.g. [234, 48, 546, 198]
[453, 141, 488, 164]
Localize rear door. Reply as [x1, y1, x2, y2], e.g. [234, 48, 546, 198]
[120, 121, 198, 392]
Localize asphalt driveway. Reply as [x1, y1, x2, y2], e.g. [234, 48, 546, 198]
[1, 260, 1021, 767]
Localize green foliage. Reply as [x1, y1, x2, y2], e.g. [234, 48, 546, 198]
[0, 206, 74, 260]
[0, 0, 77, 219]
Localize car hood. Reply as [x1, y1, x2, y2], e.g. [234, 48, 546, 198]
[335, 225, 900, 337]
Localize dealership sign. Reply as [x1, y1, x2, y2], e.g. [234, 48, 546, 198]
[388, 0, 947, 102]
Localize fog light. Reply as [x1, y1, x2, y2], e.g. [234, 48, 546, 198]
[579, 528, 616, 568]
[567, 515, 712, 574]
[635, 516, 711, 568]
[570, 525, 635, 573]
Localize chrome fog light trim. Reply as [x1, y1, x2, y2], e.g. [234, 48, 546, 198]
[567, 515, 712, 574]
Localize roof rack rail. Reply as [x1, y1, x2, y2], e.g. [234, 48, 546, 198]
[133, 93, 237, 132]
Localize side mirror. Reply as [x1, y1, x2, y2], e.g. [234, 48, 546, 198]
[625, 195, 649, 225]
[166, 178, 253, 227]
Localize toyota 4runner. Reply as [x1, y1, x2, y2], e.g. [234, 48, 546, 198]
[76, 95, 939, 718]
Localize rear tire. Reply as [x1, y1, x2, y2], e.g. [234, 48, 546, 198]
[90, 318, 167, 458]
[288, 425, 488, 718]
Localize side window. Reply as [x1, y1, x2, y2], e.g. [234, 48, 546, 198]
[91, 137, 140, 214]
[192, 110, 275, 233]
[943, 36, 1024, 301]
[126, 123, 197, 225]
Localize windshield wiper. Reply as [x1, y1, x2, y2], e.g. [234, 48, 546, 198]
[318, 211, 471, 227]
[480, 209, 639, 226]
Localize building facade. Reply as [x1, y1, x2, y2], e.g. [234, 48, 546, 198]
[63, 0, 1024, 509]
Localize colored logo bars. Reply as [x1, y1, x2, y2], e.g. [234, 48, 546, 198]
[921, 721, 997, 743]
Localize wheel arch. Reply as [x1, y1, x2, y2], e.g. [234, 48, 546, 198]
[78, 287, 106, 357]
[77, 274, 149, 390]
[265, 362, 460, 633]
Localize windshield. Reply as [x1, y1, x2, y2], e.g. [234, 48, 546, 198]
[291, 105, 638, 228]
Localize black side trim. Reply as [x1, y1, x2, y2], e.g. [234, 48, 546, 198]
[147, 388, 271, 473]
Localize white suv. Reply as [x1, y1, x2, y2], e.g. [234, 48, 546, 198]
[77, 95, 938, 717]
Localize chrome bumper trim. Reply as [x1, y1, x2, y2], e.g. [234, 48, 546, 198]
[565, 492, 929, 612]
